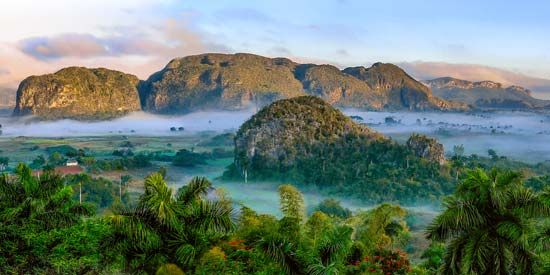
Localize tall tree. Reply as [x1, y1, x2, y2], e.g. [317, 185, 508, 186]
[278, 184, 305, 223]
[426, 168, 550, 274]
[0, 164, 105, 274]
[109, 174, 234, 273]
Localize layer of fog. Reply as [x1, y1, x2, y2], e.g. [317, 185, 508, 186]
[346, 110, 550, 163]
[2, 108, 550, 162]
[0, 110, 255, 137]
[184, 179, 439, 221]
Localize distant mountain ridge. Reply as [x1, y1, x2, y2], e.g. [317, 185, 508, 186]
[0, 86, 15, 107]
[141, 53, 466, 114]
[13, 53, 469, 120]
[425, 77, 550, 109]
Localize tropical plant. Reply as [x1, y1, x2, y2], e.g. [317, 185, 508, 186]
[426, 168, 550, 274]
[0, 163, 93, 229]
[0, 163, 105, 274]
[108, 173, 234, 273]
[315, 198, 352, 219]
[353, 203, 410, 251]
[278, 184, 305, 223]
[253, 184, 356, 274]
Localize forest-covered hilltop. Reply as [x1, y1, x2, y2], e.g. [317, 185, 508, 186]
[224, 96, 453, 203]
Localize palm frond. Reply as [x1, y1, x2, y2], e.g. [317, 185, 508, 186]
[140, 173, 179, 228]
[426, 196, 484, 241]
[174, 244, 196, 267]
[255, 234, 303, 274]
[182, 200, 234, 234]
[316, 226, 352, 265]
[109, 213, 163, 251]
[461, 231, 491, 274]
[176, 176, 212, 205]
[306, 261, 339, 275]
[440, 234, 468, 275]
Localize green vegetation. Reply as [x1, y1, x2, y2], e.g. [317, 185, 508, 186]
[0, 164, 116, 274]
[0, 163, 548, 274]
[427, 169, 550, 274]
[109, 174, 233, 273]
[89, 154, 152, 172]
[172, 149, 208, 167]
[315, 198, 352, 219]
[225, 96, 453, 203]
[225, 97, 550, 206]
[65, 174, 132, 210]
[198, 132, 235, 147]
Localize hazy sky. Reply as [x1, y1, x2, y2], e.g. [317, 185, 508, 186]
[1, 0, 549, 93]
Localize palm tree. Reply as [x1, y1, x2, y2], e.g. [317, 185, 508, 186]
[109, 173, 234, 273]
[0, 163, 95, 274]
[426, 168, 550, 275]
[254, 184, 353, 275]
[0, 163, 93, 229]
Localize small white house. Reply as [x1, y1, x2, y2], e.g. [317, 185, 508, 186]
[66, 159, 79, 166]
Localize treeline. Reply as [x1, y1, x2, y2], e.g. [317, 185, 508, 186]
[226, 133, 451, 204]
[0, 164, 548, 274]
[225, 142, 550, 204]
[19, 144, 233, 173]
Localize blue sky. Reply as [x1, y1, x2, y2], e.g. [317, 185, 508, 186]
[1, 0, 549, 94]
[178, 0, 550, 76]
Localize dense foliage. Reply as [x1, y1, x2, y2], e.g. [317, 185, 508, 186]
[427, 169, 550, 274]
[1, 162, 548, 274]
[225, 96, 453, 203]
[172, 149, 209, 167]
[0, 164, 116, 274]
[109, 174, 234, 274]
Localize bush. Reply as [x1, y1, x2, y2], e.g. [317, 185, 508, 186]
[45, 145, 80, 157]
[172, 149, 207, 167]
[315, 198, 352, 218]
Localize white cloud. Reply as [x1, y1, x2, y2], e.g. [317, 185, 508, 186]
[0, 0, 175, 41]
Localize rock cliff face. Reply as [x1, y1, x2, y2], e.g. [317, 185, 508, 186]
[231, 96, 446, 182]
[233, 96, 380, 169]
[12, 53, 473, 120]
[141, 53, 466, 113]
[342, 63, 463, 110]
[14, 67, 141, 120]
[406, 134, 446, 165]
[139, 53, 305, 113]
[425, 77, 550, 109]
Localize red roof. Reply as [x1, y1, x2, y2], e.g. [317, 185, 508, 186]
[33, 166, 84, 176]
[54, 166, 84, 175]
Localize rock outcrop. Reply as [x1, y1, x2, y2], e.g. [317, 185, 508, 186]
[141, 53, 467, 113]
[12, 54, 475, 120]
[425, 77, 550, 109]
[342, 63, 464, 110]
[233, 96, 380, 169]
[139, 53, 305, 113]
[406, 134, 446, 165]
[13, 67, 141, 120]
[229, 96, 446, 183]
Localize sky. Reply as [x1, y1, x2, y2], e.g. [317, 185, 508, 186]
[1, 0, 550, 97]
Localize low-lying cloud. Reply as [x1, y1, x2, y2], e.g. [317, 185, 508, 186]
[0, 110, 255, 137]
